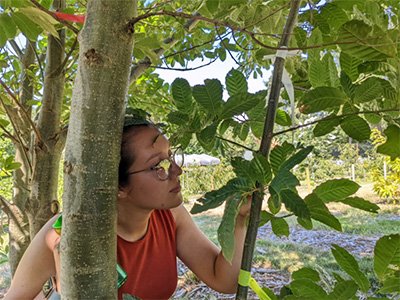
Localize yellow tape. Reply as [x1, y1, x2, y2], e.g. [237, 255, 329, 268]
[238, 269, 251, 286]
[249, 277, 272, 300]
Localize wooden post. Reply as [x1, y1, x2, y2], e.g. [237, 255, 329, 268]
[306, 167, 311, 193]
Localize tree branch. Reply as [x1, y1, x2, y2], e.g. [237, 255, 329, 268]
[0, 123, 17, 142]
[274, 108, 400, 136]
[143, 59, 218, 71]
[216, 135, 254, 152]
[28, 0, 79, 34]
[0, 79, 43, 145]
[8, 39, 24, 59]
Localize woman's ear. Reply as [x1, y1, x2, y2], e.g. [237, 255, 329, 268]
[118, 186, 128, 199]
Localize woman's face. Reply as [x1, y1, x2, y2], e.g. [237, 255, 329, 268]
[119, 126, 183, 211]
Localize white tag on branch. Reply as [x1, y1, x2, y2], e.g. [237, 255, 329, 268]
[263, 47, 302, 127]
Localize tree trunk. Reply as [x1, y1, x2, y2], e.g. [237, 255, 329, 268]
[236, 1, 302, 299]
[60, 0, 137, 297]
[26, 0, 66, 238]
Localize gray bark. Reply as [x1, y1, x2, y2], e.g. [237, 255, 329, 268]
[27, 0, 66, 238]
[60, 0, 137, 298]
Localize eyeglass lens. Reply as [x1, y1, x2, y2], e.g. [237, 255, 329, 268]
[156, 148, 184, 180]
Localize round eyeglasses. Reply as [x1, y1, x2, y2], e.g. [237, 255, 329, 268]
[127, 148, 184, 181]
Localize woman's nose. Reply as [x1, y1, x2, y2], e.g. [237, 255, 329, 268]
[170, 160, 183, 177]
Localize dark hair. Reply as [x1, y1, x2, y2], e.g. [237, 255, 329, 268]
[118, 123, 152, 187]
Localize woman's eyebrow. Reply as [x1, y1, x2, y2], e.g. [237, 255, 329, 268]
[146, 152, 162, 163]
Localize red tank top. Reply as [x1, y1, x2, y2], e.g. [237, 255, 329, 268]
[117, 209, 177, 300]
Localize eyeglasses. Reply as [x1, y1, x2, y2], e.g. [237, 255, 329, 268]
[127, 148, 184, 181]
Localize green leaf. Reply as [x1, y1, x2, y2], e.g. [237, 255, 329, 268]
[275, 109, 292, 126]
[377, 125, 400, 160]
[292, 268, 321, 282]
[271, 218, 289, 237]
[280, 189, 310, 219]
[328, 280, 358, 300]
[320, 2, 349, 30]
[270, 170, 299, 195]
[337, 197, 379, 213]
[374, 234, 400, 280]
[280, 147, 313, 172]
[231, 157, 256, 184]
[309, 58, 327, 88]
[331, 244, 370, 293]
[259, 210, 274, 227]
[190, 177, 251, 214]
[353, 78, 382, 104]
[290, 278, 328, 299]
[378, 277, 400, 294]
[312, 179, 360, 202]
[197, 123, 217, 152]
[340, 115, 371, 142]
[251, 153, 272, 185]
[304, 194, 342, 232]
[6, 162, 22, 170]
[12, 12, 42, 41]
[0, 14, 17, 47]
[323, 53, 340, 88]
[19, 7, 59, 38]
[192, 79, 224, 118]
[313, 117, 341, 137]
[219, 92, 262, 120]
[225, 69, 248, 97]
[269, 142, 295, 175]
[300, 87, 348, 114]
[167, 111, 189, 126]
[339, 53, 362, 82]
[38, 0, 53, 9]
[1, 0, 31, 8]
[0, 118, 10, 127]
[218, 197, 239, 263]
[297, 217, 313, 230]
[268, 193, 281, 215]
[171, 78, 193, 114]
[364, 113, 381, 125]
[219, 118, 234, 135]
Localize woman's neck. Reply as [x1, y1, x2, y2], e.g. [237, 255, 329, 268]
[117, 205, 153, 242]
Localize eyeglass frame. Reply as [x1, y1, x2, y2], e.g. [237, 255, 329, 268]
[127, 147, 184, 181]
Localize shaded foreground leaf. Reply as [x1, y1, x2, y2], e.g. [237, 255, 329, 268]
[327, 280, 358, 300]
[331, 244, 370, 293]
[290, 278, 328, 299]
[374, 234, 400, 280]
[218, 197, 239, 263]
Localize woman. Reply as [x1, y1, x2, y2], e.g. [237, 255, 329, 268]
[5, 120, 250, 299]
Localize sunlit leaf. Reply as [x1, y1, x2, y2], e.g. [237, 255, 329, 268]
[271, 218, 289, 237]
[327, 280, 358, 300]
[374, 234, 400, 280]
[193, 79, 224, 118]
[290, 278, 328, 299]
[275, 109, 292, 126]
[292, 268, 321, 282]
[269, 142, 295, 175]
[378, 277, 400, 294]
[377, 125, 400, 160]
[312, 179, 360, 202]
[331, 244, 370, 293]
[304, 194, 342, 231]
[171, 78, 193, 114]
[12, 12, 42, 41]
[337, 197, 379, 213]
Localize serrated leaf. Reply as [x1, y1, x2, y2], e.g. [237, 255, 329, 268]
[167, 111, 189, 126]
[364, 113, 381, 125]
[231, 157, 255, 184]
[12, 12, 42, 41]
[280, 189, 310, 219]
[171, 78, 193, 114]
[251, 153, 272, 185]
[259, 210, 274, 227]
[320, 2, 349, 29]
[304, 194, 342, 231]
[331, 244, 370, 293]
[313, 117, 341, 137]
[190, 177, 251, 214]
[377, 125, 400, 160]
[219, 92, 262, 120]
[280, 147, 313, 172]
[270, 171, 299, 195]
[297, 217, 313, 230]
[275, 109, 292, 126]
[378, 277, 400, 294]
[312, 179, 360, 202]
[219, 119, 234, 135]
[225, 69, 248, 97]
[300, 87, 348, 114]
[218, 197, 239, 263]
[328, 280, 358, 300]
[271, 218, 289, 237]
[353, 78, 382, 104]
[193, 79, 224, 118]
[337, 197, 379, 213]
[309, 58, 327, 88]
[340, 53, 362, 82]
[374, 234, 400, 280]
[197, 123, 217, 152]
[0, 14, 17, 47]
[268, 193, 281, 215]
[290, 278, 328, 299]
[269, 142, 295, 175]
[340, 115, 371, 142]
[292, 268, 320, 282]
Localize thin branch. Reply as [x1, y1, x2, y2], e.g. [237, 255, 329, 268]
[273, 108, 400, 136]
[28, 0, 79, 34]
[133, 58, 218, 72]
[217, 28, 245, 68]
[60, 37, 78, 71]
[216, 135, 254, 152]
[0, 79, 43, 144]
[0, 123, 17, 142]
[8, 40, 24, 59]
[29, 41, 45, 83]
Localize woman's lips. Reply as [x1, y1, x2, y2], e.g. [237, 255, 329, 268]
[170, 184, 182, 193]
